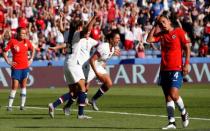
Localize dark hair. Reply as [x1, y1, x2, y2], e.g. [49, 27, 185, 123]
[80, 27, 89, 38]
[16, 27, 24, 40]
[106, 30, 120, 41]
[75, 21, 83, 30]
[159, 11, 180, 28]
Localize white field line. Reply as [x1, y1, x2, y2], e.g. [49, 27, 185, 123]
[8, 106, 210, 121]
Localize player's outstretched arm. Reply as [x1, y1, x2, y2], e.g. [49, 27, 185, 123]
[48, 43, 67, 51]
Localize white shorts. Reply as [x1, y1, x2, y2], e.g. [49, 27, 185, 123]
[83, 63, 107, 83]
[64, 62, 85, 85]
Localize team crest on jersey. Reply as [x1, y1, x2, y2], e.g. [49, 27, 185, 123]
[14, 45, 20, 52]
[172, 35, 176, 39]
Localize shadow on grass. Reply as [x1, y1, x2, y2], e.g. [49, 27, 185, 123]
[0, 116, 45, 119]
[15, 126, 161, 130]
[0, 113, 75, 120]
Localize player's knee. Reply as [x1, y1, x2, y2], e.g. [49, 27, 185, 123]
[106, 81, 112, 88]
[170, 94, 179, 101]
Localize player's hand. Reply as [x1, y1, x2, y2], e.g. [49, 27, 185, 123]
[9, 61, 17, 68]
[154, 16, 160, 27]
[114, 46, 121, 56]
[28, 59, 33, 66]
[183, 63, 190, 76]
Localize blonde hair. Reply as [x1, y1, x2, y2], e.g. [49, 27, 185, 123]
[3, 29, 12, 39]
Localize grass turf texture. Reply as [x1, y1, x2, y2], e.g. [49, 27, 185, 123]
[0, 84, 210, 131]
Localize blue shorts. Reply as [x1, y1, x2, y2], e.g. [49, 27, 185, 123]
[11, 68, 30, 82]
[159, 71, 183, 89]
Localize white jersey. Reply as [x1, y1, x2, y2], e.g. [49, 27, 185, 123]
[66, 37, 98, 65]
[64, 37, 98, 85]
[85, 42, 115, 82]
[95, 42, 114, 67]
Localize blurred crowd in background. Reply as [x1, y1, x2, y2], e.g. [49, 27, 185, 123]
[0, 0, 209, 61]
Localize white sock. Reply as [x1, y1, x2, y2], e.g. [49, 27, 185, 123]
[20, 88, 27, 107]
[166, 101, 175, 123]
[175, 97, 186, 115]
[8, 90, 16, 107]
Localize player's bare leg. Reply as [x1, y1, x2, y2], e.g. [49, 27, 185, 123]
[91, 74, 112, 111]
[7, 79, 19, 111]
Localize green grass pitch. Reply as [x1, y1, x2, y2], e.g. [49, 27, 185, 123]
[0, 84, 210, 131]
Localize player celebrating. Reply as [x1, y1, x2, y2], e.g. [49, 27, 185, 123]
[3, 27, 35, 111]
[48, 27, 98, 119]
[62, 31, 120, 114]
[146, 11, 190, 130]
[87, 31, 121, 111]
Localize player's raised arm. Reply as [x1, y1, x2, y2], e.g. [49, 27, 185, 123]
[146, 21, 160, 43]
[48, 43, 67, 51]
[85, 10, 99, 32]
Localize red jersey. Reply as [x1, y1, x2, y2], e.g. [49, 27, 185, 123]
[154, 28, 190, 71]
[36, 19, 45, 30]
[18, 17, 28, 28]
[91, 27, 101, 41]
[4, 39, 34, 69]
[107, 7, 116, 23]
[0, 10, 4, 31]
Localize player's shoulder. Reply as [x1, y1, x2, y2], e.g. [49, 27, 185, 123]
[98, 42, 109, 49]
[9, 38, 16, 42]
[174, 27, 185, 33]
[7, 38, 17, 45]
[24, 39, 30, 42]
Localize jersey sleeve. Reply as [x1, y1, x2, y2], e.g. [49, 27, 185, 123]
[97, 43, 109, 61]
[178, 28, 191, 45]
[3, 39, 13, 52]
[153, 36, 160, 43]
[90, 38, 98, 47]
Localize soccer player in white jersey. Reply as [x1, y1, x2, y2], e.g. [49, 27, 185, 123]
[87, 31, 121, 111]
[48, 27, 98, 119]
[62, 31, 121, 113]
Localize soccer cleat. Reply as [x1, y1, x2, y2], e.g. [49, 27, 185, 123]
[91, 99, 99, 111]
[48, 103, 54, 118]
[63, 107, 70, 116]
[181, 112, 189, 128]
[162, 122, 176, 130]
[77, 115, 92, 119]
[7, 106, 12, 111]
[20, 106, 25, 110]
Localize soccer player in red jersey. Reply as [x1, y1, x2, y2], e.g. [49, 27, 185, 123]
[147, 11, 190, 130]
[3, 27, 35, 111]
